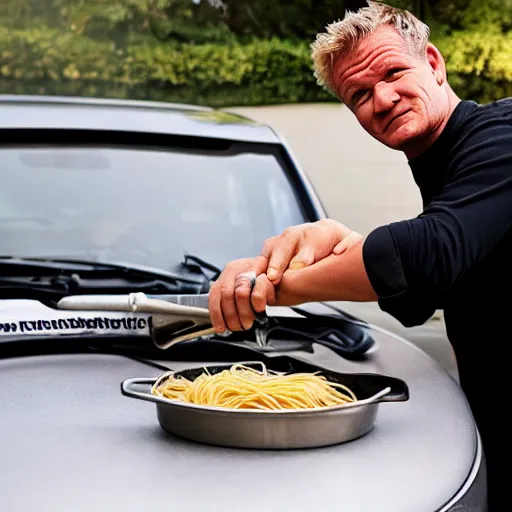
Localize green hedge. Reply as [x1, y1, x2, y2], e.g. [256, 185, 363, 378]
[0, 24, 511, 107]
[0, 25, 332, 106]
[432, 30, 512, 104]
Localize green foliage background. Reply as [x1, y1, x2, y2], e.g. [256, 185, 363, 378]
[0, 0, 510, 106]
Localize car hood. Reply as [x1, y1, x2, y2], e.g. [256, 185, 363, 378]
[0, 320, 481, 512]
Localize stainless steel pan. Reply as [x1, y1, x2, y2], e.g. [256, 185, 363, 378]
[121, 361, 409, 449]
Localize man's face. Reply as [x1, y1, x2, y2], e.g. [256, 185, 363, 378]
[333, 25, 450, 157]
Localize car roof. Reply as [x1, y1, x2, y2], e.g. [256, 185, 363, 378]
[0, 95, 281, 144]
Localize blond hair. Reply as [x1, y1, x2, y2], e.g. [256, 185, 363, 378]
[311, 1, 430, 97]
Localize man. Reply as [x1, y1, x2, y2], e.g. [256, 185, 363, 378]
[208, 1, 511, 508]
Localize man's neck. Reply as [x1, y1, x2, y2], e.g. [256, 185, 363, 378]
[404, 91, 462, 161]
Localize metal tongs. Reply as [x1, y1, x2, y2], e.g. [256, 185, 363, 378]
[57, 273, 269, 350]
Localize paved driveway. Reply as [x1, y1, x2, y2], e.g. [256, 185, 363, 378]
[227, 102, 458, 381]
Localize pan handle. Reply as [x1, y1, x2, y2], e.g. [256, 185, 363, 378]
[376, 385, 409, 403]
[121, 378, 170, 405]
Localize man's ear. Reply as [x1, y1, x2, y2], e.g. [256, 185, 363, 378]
[425, 42, 446, 85]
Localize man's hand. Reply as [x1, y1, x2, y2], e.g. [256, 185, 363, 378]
[261, 219, 362, 284]
[208, 219, 362, 333]
[208, 256, 276, 333]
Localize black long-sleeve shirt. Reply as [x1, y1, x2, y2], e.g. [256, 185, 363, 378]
[362, 99, 512, 503]
[363, 98, 512, 335]
[363, 98, 512, 511]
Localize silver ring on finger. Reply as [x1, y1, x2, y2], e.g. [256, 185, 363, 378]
[235, 270, 257, 286]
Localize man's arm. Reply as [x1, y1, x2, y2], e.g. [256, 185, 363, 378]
[207, 240, 377, 333]
[274, 239, 378, 305]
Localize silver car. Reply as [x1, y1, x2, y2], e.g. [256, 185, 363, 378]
[0, 95, 486, 511]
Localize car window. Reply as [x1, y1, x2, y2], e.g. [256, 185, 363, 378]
[0, 145, 308, 270]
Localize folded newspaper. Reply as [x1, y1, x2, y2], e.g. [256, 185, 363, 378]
[0, 293, 218, 349]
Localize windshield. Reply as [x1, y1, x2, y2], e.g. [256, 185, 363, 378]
[0, 144, 307, 271]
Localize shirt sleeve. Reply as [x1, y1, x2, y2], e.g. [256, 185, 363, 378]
[362, 116, 512, 327]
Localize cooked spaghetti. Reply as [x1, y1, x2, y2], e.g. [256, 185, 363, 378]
[151, 363, 357, 410]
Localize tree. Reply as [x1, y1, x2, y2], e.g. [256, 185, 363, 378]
[0, 0, 226, 45]
[206, 0, 346, 39]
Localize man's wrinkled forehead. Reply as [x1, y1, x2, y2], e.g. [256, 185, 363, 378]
[332, 25, 412, 98]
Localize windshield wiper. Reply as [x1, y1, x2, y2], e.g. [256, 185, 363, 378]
[180, 252, 222, 281]
[0, 256, 209, 298]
